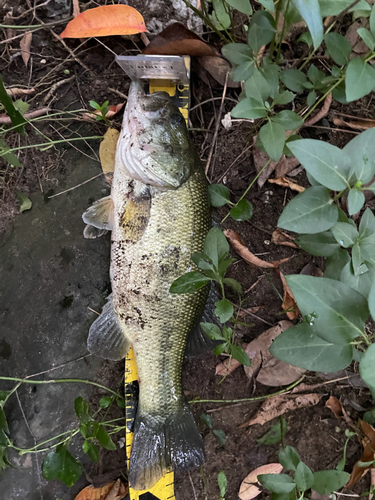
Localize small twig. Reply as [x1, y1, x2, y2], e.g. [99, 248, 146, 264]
[215, 143, 253, 183]
[205, 72, 229, 178]
[43, 75, 74, 104]
[48, 172, 104, 198]
[108, 87, 128, 101]
[88, 307, 100, 315]
[6, 87, 35, 96]
[0, 107, 51, 123]
[190, 96, 238, 113]
[188, 472, 198, 500]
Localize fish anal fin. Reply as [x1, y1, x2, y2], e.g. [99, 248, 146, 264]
[88, 294, 130, 360]
[129, 404, 204, 491]
[120, 196, 150, 242]
[82, 196, 114, 231]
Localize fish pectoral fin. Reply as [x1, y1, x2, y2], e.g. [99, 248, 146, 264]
[120, 195, 150, 242]
[185, 283, 221, 357]
[82, 196, 114, 232]
[83, 225, 108, 239]
[87, 294, 130, 360]
[129, 404, 205, 491]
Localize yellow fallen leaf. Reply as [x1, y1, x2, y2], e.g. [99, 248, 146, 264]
[239, 463, 283, 500]
[74, 479, 128, 500]
[99, 128, 120, 174]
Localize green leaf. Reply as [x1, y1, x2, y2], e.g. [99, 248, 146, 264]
[117, 397, 125, 408]
[200, 322, 225, 341]
[257, 417, 287, 445]
[213, 429, 227, 446]
[259, 120, 285, 161]
[299, 31, 313, 47]
[340, 261, 374, 298]
[96, 425, 116, 450]
[74, 397, 92, 424]
[232, 60, 255, 81]
[325, 248, 350, 280]
[215, 298, 233, 322]
[347, 189, 365, 216]
[218, 471, 228, 498]
[287, 139, 349, 190]
[291, 0, 323, 49]
[319, 0, 370, 16]
[231, 97, 267, 119]
[278, 186, 338, 234]
[295, 462, 314, 491]
[357, 28, 375, 50]
[257, 0, 275, 11]
[346, 58, 375, 102]
[214, 342, 229, 355]
[324, 32, 351, 66]
[87, 443, 99, 463]
[42, 444, 82, 487]
[230, 345, 251, 366]
[360, 343, 375, 392]
[204, 227, 229, 268]
[278, 446, 301, 471]
[17, 192, 32, 213]
[230, 199, 253, 221]
[223, 278, 242, 294]
[270, 322, 353, 372]
[286, 275, 368, 344]
[331, 222, 359, 248]
[200, 413, 214, 429]
[273, 91, 296, 105]
[313, 470, 350, 495]
[280, 69, 308, 92]
[245, 69, 271, 102]
[211, 0, 231, 29]
[0, 446, 10, 471]
[0, 74, 26, 133]
[307, 90, 317, 107]
[169, 272, 211, 294]
[258, 474, 296, 494]
[225, 0, 252, 14]
[296, 232, 339, 257]
[247, 11, 276, 53]
[307, 64, 325, 86]
[343, 129, 375, 184]
[272, 110, 303, 130]
[260, 60, 280, 98]
[359, 208, 375, 239]
[14, 99, 29, 115]
[363, 408, 375, 424]
[208, 184, 230, 207]
[221, 43, 253, 65]
[218, 257, 236, 276]
[0, 410, 9, 446]
[0, 138, 22, 167]
[99, 396, 112, 408]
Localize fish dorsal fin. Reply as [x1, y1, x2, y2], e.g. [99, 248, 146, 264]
[185, 284, 221, 357]
[120, 195, 150, 242]
[88, 294, 131, 360]
[82, 196, 114, 231]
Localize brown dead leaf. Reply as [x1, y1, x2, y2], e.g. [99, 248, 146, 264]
[347, 420, 375, 487]
[20, 32, 32, 67]
[300, 262, 323, 277]
[239, 463, 283, 500]
[346, 19, 369, 56]
[271, 229, 297, 249]
[143, 22, 216, 57]
[224, 229, 290, 269]
[268, 176, 305, 193]
[99, 128, 120, 174]
[274, 156, 300, 178]
[333, 117, 375, 131]
[6, 87, 35, 96]
[198, 56, 240, 88]
[82, 103, 125, 122]
[74, 479, 128, 500]
[253, 137, 277, 188]
[325, 396, 343, 418]
[276, 269, 299, 320]
[239, 393, 323, 428]
[304, 93, 332, 128]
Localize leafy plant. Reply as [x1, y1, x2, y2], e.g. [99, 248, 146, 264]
[218, 470, 228, 500]
[209, 184, 253, 221]
[200, 413, 227, 446]
[170, 227, 251, 366]
[89, 100, 110, 123]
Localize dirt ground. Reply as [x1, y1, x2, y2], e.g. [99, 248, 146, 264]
[1, 1, 375, 499]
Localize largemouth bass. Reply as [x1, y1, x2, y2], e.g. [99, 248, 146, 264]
[82, 80, 211, 490]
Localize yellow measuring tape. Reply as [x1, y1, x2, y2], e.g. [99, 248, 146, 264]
[125, 68, 190, 500]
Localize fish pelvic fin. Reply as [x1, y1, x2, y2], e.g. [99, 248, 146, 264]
[82, 196, 114, 237]
[87, 294, 131, 360]
[129, 403, 205, 490]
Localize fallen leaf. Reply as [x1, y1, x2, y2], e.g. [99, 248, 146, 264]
[239, 463, 283, 500]
[74, 479, 128, 500]
[198, 56, 240, 88]
[6, 87, 35, 96]
[224, 229, 290, 268]
[274, 156, 300, 178]
[333, 117, 375, 131]
[271, 229, 298, 249]
[325, 396, 343, 418]
[99, 128, 120, 174]
[300, 262, 323, 277]
[268, 176, 305, 193]
[17, 192, 32, 213]
[253, 137, 277, 188]
[276, 269, 299, 320]
[20, 32, 32, 67]
[239, 393, 323, 428]
[304, 93, 332, 128]
[216, 321, 293, 377]
[60, 5, 147, 38]
[347, 420, 375, 487]
[81, 103, 125, 122]
[143, 22, 216, 57]
[346, 20, 369, 56]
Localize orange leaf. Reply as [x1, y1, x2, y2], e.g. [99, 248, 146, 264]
[74, 480, 128, 500]
[60, 5, 147, 39]
[347, 420, 375, 487]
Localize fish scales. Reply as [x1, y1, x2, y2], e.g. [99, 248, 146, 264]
[82, 80, 211, 490]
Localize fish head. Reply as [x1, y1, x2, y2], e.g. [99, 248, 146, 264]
[123, 80, 194, 189]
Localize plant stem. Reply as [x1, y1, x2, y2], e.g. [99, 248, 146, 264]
[189, 375, 305, 404]
[180, 0, 230, 43]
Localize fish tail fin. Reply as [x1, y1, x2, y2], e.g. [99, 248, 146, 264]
[128, 403, 205, 490]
